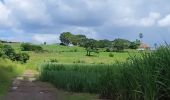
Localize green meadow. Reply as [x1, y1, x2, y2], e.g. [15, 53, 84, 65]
[1, 42, 170, 100]
[9, 43, 135, 69]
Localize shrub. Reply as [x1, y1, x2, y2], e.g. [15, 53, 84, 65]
[21, 43, 43, 51]
[109, 53, 114, 57]
[0, 44, 29, 63]
[15, 53, 30, 63]
[49, 59, 58, 63]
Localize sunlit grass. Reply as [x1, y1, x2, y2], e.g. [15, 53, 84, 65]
[0, 59, 24, 98]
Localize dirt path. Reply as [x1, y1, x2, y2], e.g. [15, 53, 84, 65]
[3, 70, 58, 100]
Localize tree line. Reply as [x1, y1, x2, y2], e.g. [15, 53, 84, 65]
[59, 32, 141, 55]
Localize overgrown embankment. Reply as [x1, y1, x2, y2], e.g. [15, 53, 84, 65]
[40, 46, 170, 100]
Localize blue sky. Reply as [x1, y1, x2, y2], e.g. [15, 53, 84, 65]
[0, 0, 170, 46]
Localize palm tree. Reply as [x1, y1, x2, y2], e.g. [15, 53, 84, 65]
[139, 33, 143, 43]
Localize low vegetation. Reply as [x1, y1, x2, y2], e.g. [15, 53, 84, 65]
[0, 59, 24, 98]
[21, 43, 43, 52]
[0, 43, 29, 63]
[40, 45, 170, 100]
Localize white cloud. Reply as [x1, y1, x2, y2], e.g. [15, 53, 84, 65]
[60, 26, 97, 39]
[5, 0, 52, 27]
[0, 0, 170, 45]
[158, 14, 170, 27]
[0, 2, 12, 28]
[33, 34, 60, 43]
[115, 12, 160, 27]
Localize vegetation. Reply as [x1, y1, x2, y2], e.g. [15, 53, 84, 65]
[0, 43, 29, 63]
[21, 43, 43, 52]
[59, 32, 141, 52]
[0, 59, 24, 98]
[40, 45, 170, 100]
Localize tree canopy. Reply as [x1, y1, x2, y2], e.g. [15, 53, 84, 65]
[59, 32, 141, 52]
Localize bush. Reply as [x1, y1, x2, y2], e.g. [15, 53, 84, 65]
[15, 53, 30, 63]
[109, 53, 114, 57]
[49, 59, 58, 63]
[21, 43, 43, 51]
[0, 44, 29, 63]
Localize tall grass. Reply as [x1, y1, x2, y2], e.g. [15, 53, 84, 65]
[40, 45, 170, 100]
[0, 59, 24, 98]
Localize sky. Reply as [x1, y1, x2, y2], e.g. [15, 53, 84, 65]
[0, 0, 170, 46]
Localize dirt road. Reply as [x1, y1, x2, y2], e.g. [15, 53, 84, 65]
[4, 70, 58, 100]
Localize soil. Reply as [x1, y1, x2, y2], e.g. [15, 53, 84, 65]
[3, 70, 58, 100]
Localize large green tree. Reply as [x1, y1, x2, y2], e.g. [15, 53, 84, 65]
[84, 39, 98, 56]
[112, 39, 127, 52]
[59, 32, 73, 46]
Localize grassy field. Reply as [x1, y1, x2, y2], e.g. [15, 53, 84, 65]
[2, 43, 170, 100]
[7, 43, 138, 69]
[1, 43, 140, 99]
[40, 46, 170, 100]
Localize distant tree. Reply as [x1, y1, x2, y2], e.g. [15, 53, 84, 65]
[44, 42, 47, 45]
[84, 39, 98, 56]
[139, 33, 143, 43]
[96, 39, 112, 48]
[112, 39, 126, 52]
[59, 32, 73, 46]
[21, 43, 43, 51]
[154, 43, 157, 49]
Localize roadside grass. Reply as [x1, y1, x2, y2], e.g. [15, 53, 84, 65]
[0, 59, 24, 99]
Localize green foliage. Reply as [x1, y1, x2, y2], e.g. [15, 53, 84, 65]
[109, 53, 114, 57]
[129, 40, 140, 49]
[0, 44, 29, 63]
[49, 59, 58, 63]
[0, 44, 16, 60]
[96, 39, 112, 48]
[40, 45, 170, 100]
[59, 32, 73, 46]
[15, 53, 30, 63]
[21, 43, 43, 51]
[112, 39, 127, 52]
[84, 39, 99, 56]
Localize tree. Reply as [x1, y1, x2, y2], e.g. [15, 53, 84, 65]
[96, 39, 112, 48]
[139, 33, 143, 43]
[129, 42, 140, 49]
[44, 42, 47, 45]
[112, 39, 126, 52]
[59, 32, 73, 46]
[84, 39, 98, 56]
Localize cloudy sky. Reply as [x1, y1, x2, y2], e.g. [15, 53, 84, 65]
[0, 0, 170, 46]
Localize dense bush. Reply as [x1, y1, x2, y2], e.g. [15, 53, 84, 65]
[21, 43, 43, 51]
[15, 53, 30, 63]
[109, 53, 114, 57]
[0, 44, 29, 63]
[40, 45, 170, 100]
